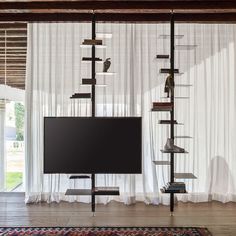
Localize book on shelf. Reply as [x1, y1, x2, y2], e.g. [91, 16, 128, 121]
[153, 102, 172, 107]
[159, 120, 178, 124]
[162, 187, 186, 193]
[164, 182, 186, 191]
[82, 39, 103, 45]
[82, 57, 102, 61]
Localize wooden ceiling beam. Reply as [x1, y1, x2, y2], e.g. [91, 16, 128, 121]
[0, 13, 236, 22]
[0, 1, 236, 12]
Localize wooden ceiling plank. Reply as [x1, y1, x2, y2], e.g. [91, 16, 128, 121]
[0, 12, 236, 22]
[0, 1, 236, 11]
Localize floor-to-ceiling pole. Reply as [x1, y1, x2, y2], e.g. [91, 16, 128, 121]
[91, 13, 96, 214]
[170, 12, 175, 213]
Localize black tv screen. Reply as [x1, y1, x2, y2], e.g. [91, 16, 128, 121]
[44, 117, 142, 174]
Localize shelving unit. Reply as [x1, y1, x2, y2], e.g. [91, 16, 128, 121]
[152, 13, 197, 213]
[67, 14, 119, 215]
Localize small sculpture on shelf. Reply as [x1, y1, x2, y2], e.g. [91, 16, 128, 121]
[164, 138, 185, 153]
[103, 58, 111, 72]
[164, 73, 175, 98]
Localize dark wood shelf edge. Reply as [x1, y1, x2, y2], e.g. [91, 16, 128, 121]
[94, 187, 120, 195]
[69, 175, 91, 179]
[160, 188, 187, 194]
[65, 187, 120, 196]
[160, 150, 188, 154]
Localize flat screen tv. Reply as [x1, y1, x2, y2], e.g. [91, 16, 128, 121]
[44, 117, 142, 174]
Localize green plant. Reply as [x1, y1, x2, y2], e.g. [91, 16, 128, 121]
[14, 103, 25, 141]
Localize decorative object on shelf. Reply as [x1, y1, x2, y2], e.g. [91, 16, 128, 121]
[164, 73, 175, 98]
[164, 138, 185, 153]
[103, 58, 111, 72]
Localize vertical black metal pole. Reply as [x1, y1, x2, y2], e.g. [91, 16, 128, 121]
[170, 12, 175, 213]
[91, 13, 96, 214]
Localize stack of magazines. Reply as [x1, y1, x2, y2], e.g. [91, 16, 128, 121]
[152, 102, 173, 111]
[163, 182, 186, 193]
[82, 39, 102, 45]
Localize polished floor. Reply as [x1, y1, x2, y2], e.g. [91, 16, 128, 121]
[0, 193, 236, 236]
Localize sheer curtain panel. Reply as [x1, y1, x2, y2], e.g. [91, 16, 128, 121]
[25, 23, 236, 204]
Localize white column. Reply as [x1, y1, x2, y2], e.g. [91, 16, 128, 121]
[0, 100, 5, 191]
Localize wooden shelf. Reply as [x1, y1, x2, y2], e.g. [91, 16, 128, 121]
[65, 189, 92, 195]
[82, 57, 102, 61]
[156, 54, 169, 59]
[158, 120, 183, 125]
[82, 39, 103, 46]
[161, 149, 188, 154]
[94, 187, 119, 195]
[69, 175, 90, 179]
[151, 107, 172, 112]
[82, 78, 96, 85]
[160, 188, 187, 194]
[70, 93, 91, 99]
[153, 160, 170, 165]
[174, 173, 197, 179]
[160, 68, 179, 74]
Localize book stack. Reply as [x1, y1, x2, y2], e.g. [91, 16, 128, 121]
[82, 57, 102, 61]
[82, 39, 103, 45]
[152, 102, 173, 111]
[163, 182, 186, 193]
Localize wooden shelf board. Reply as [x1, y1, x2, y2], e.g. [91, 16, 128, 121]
[153, 160, 170, 165]
[161, 149, 188, 154]
[69, 175, 91, 179]
[174, 173, 197, 179]
[158, 120, 183, 125]
[156, 54, 169, 59]
[151, 108, 172, 112]
[65, 189, 92, 195]
[94, 187, 119, 195]
[160, 188, 187, 194]
[70, 93, 91, 99]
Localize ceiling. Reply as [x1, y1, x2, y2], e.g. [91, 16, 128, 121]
[0, 1, 236, 90]
[0, 1, 236, 22]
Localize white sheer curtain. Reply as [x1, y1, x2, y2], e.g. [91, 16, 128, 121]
[25, 23, 236, 205]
